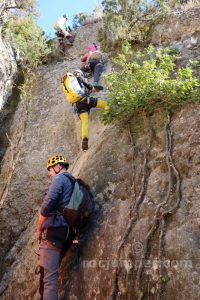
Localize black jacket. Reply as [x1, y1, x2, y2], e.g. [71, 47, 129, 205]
[77, 77, 93, 94]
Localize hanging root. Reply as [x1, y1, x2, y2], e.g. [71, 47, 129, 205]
[156, 116, 182, 298]
[157, 215, 167, 300]
[112, 115, 182, 299]
[128, 124, 137, 202]
[112, 135, 151, 300]
[135, 203, 163, 293]
[135, 115, 182, 299]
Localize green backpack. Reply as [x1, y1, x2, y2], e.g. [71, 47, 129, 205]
[59, 174, 95, 229]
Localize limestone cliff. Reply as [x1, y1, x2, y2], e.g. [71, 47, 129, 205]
[0, 9, 200, 300]
[152, 7, 200, 72]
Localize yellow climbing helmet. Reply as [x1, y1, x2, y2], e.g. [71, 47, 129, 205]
[47, 154, 68, 170]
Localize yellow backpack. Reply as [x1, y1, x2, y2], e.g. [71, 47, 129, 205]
[62, 73, 85, 103]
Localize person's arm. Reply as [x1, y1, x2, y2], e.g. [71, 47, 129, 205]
[81, 54, 88, 62]
[81, 51, 92, 66]
[78, 77, 93, 91]
[82, 80, 93, 91]
[37, 176, 62, 240]
[37, 214, 47, 241]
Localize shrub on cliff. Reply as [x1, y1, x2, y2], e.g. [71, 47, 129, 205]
[4, 0, 37, 14]
[102, 45, 200, 123]
[73, 12, 88, 29]
[3, 15, 50, 70]
[99, 0, 196, 50]
[3, 0, 50, 70]
[99, 0, 170, 49]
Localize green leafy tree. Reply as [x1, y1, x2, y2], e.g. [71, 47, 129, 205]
[4, 15, 50, 70]
[4, 0, 38, 15]
[72, 12, 88, 29]
[2, 0, 50, 70]
[1, 0, 50, 107]
[102, 46, 200, 123]
[100, 0, 183, 49]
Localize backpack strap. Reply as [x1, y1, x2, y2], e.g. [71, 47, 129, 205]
[61, 172, 76, 186]
[63, 81, 69, 92]
[62, 75, 69, 92]
[61, 75, 69, 92]
[57, 173, 75, 215]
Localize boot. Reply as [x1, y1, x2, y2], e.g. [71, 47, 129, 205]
[93, 82, 104, 91]
[82, 137, 88, 151]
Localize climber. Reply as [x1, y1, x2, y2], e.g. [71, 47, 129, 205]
[54, 14, 75, 52]
[80, 43, 104, 90]
[61, 70, 109, 151]
[37, 154, 75, 300]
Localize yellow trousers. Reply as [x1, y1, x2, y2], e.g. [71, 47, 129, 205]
[79, 99, 109, 139]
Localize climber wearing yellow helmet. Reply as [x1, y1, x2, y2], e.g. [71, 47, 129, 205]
[37, 154, 75, 300]
[61, 69, 109, 151]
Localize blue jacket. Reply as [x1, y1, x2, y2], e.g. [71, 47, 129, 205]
[41, 172, 74, 230]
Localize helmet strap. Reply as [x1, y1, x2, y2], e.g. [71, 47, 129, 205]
[53, 165, 64, 174]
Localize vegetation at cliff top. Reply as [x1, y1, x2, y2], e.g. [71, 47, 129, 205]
[3, 0, 50, 71]
[102, 44, 200, 123]
[4, 0, 37, 14]
[73, 12, 89, 29]
[99, 0, 199, 50]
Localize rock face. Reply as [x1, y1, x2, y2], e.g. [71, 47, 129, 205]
[83, 5, 103, 25]
[0, 10, 200, 300]
[0, 0, 18, 110]
[152, 8, 200, 69]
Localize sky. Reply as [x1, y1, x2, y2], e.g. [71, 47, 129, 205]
[37, 0, 101, 38]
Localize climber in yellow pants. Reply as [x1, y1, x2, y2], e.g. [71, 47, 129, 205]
[61, 69, 109, 151]
[76, 97, 109, 151]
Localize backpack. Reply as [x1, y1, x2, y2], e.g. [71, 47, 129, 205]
[90, 50, 102, 60]
[54, 17, 63, 31]
[59, 174, 95, 229]
[62, 73, 85, 103]
[54, 17, 70, 32]
[87, 43, 102, 61]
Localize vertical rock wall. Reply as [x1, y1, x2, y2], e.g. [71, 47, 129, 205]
[152, 7, 200, 72]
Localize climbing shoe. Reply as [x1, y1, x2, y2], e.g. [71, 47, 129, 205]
[82, 137, 88, 151]
[93, 84, 104, 91]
